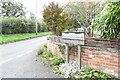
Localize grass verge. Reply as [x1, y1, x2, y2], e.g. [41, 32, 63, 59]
[0, 32, 52, 44]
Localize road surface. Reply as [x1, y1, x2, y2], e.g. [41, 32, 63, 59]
[0, 35, 61, 78]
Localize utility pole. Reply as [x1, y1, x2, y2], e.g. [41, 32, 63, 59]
[35, 0, 38, 35]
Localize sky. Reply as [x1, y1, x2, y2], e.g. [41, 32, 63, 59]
[15, 0, 71, 19]
[15, 0, 118, 20]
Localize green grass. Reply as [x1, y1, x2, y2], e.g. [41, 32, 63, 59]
[0, 32, 52, 44]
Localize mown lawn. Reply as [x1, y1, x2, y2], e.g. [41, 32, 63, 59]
[0, 32, 52, 44]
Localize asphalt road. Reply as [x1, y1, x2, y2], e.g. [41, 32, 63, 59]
[0, 35, 61, 78]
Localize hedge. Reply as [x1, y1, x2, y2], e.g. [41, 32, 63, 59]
[1, 17, 49, 34]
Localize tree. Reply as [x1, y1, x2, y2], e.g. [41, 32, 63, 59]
[29, 12, 36, 20]
[0, 0, 25, 17]
[43, 2, 70, 36]
[91, 1, 120, 39]
[64, 1, 104, 37]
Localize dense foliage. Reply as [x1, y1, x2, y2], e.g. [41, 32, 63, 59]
[43, 2, 70, 36]
[91, 1, 120, 39]
[1, 17, 49, 34]
[0, 0, 25, 17]
[38, 22, 49, 32]
[64, 2, 104, 36]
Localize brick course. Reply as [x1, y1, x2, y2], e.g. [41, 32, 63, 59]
[81, 46, 119, 77]
[47, 42, 119, 78]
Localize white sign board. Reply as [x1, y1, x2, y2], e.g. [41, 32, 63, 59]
[62, 32, 85, 45]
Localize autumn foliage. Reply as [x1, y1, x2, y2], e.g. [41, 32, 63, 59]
[43, 2, 70, 36]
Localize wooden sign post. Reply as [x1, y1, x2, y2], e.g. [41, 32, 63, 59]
[65, 44, 69, 63]
[62, 31, 85, 69]
[78, 45, 82, 69]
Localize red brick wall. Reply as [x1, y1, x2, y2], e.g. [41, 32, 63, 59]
[47, 42, 120, 78]
[81, 46, 119, 78]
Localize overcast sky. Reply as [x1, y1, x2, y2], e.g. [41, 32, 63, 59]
[15, 0, 71, 19]
[15, 0, 116, 19]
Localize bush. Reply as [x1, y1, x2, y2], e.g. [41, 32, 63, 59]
[38, 22, 49, 32]
[91, 1, 120, 39]
[59, 61, 82, 78]
[41, 50, 51, 58]
[1, 17, 49, 34]
[59, 61, 111, 78]
[81, 69, 111, 78]
[51, 56, 64, 66]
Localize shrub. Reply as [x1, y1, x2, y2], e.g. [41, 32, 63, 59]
[2, 17, 34, 34]
[59, 61, 82, 78]
[59, 61, 111, 78]
[1, 17, 49, 34]
[91, 1, 120, 39]
[51, 56, 64, 66]
[41, 50, 51, 58]
[37, 22, 49, 32]
[81, 69, 111, 78]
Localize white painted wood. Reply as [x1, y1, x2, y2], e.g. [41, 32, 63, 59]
[62, 32, 85, 40]
[62, 32, 85, 45]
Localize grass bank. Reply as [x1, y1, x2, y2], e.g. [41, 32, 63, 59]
[0, 32, 52, 44]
